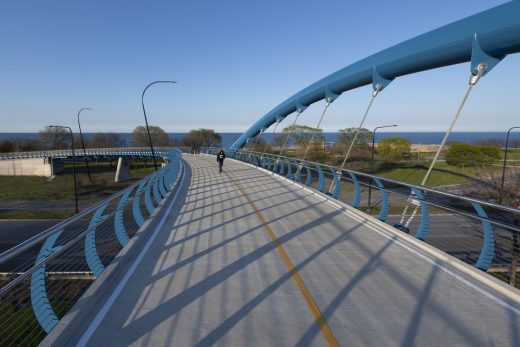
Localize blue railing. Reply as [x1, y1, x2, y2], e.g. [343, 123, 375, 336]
[0, 148, 184, 346]
[0, 147, 192, 160]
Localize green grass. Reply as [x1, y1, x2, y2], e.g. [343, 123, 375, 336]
[0, 161, 155, 202]
[489, 271, 520, 289]
[376, 162, 501, 187]
[502, 148, 520, 161]
[0, 302, 45, 346]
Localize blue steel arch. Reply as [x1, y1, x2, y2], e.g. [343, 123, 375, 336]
[230, 1, 520, 151]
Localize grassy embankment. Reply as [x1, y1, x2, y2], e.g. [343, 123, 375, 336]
[0, 160, 155, 219]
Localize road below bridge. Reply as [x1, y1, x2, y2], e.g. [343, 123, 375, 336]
[45, 154, 520, 347]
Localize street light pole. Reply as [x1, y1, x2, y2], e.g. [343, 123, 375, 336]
[368, 124, 397, 210]
[49, 125, 79, 214]
[77, 107, 93, 182]
[500, 126, 520, 204]
[142, 80, 177, 171]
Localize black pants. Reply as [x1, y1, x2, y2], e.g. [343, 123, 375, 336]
[218, 161, 223, 172]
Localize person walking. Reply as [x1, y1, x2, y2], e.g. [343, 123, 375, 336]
[216, 149, 226, 173]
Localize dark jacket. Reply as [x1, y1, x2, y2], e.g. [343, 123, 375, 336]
[217, 151, 226, 163]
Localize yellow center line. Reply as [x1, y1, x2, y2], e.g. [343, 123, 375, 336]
[224, 171, 340, 347]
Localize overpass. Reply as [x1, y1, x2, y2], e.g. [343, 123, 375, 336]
[0, 151, 518, 346]
[1, 1, 520, 345]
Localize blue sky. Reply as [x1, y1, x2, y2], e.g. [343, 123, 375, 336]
[0, 0, 518, 133]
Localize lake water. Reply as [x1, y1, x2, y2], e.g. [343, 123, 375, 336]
[1, 132, 519, 148]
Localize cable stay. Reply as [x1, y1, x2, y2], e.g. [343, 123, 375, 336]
[262, 119, 282, 154]
[300, 97, 334, 165]
[278, 110, 303, 158]
[247, 128, 265, 161]
[258, 119, 282, 167]
[328, 83, 383, 193]
[395, 63, 492, 232]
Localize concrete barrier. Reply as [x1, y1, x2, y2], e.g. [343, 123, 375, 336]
[0, 158, 63, 177]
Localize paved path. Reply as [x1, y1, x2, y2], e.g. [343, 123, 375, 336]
[48, 154, 520, 347]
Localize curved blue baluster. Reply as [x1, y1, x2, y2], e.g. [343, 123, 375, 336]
[373, 178, 389, 222]
[329, 166, 340, 199]
[279, 160, 285, 176]
[132, 179, 146, 227]
[159, 172, 168, 197]
[262, 155, 266, 169]
[315, 165, 325, 193]
[410, 187, 430, 241]
[348, 172, 361, 208]
[31, 230, 63, 333]
[153, 173, 162, 205]
[85, 203, 109, 278]
[145, 174, 156, 214]
[272, 158, 279, 172]
[266, 156, 272, 171]
[295, 162, 302, 182]
[304, 165, 312, 186]
[286, 159, 292, 179]
[163, 167, 172, 192]
[472, 202, 495, 271]
[114, 188, 134, 247]
[162, 167, 171, 191]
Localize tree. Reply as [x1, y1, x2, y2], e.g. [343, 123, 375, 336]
[445, 144, 481, 168]
[479, 146, 500, 167]
[90, 132, 127, 148]
[16, 138, 40, 151]
[337, 127, 372, 146]
[183, 128, 222, 153]
[334, 127, 372, 162]
[131, 125, 170, 147]
[377, 137, 411, 161]
[38, 126, 70, 150]
[249, 138, 271, 153]
[0, 139, 16, 153]
[168, 136, 184, 147]
[272, 133, 289, 148]
[282, 124, 324, 147]
[446, 144, 500, 168]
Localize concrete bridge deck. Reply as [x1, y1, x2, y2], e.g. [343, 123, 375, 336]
[45, 154, 520, 347]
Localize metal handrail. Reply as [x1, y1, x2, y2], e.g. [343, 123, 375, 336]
[0, 147, 192, 159]
[239, 149, 520, 215]
[223, 149, 520, 237]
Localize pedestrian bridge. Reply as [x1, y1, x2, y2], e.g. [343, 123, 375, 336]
[1, 151, 519, 346]
[45, 154, 520, 345]
[2, 1, 520, 345]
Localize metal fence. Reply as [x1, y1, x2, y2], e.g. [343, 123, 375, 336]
[0, 147, 192, 160]
[0, 148, 184, 346]
[206, 148, 520, 289]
